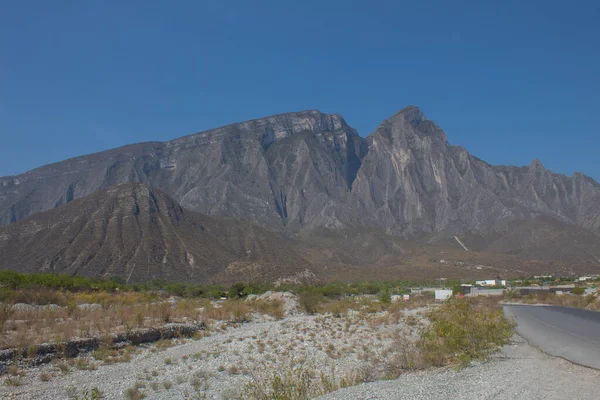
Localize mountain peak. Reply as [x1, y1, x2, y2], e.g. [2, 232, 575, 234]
[391, 106, 425, 126]
[379, 106, 447, 143]
[529, 158, 545, 169]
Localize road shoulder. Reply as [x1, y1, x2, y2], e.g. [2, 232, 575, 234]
[317, 335, 600, 400]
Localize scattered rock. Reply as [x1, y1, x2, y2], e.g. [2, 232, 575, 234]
[77, 303, 102, 310]
[11, 303, 34, 312]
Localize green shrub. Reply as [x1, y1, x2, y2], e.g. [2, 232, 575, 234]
[228, 282, 247, 299]
[570, 287, 585, 295]
[378, 288, 391, 304]
[418, 298, 514, 368]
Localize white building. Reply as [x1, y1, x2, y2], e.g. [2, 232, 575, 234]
[475, 279, 506, 287]
[434, 289, 453, 302]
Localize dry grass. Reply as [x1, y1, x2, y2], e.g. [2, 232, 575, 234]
[319, 299, 361, 317]
[203, 300, 251, 323]
[248, 299, 285, 319]
[0, 293, 286, 350]
[124, 386, 146, 400]
[154, 339, 176, 351]
[243, 360, 375, 400]
[74, 357, 98, 370]
[93, 344, 137, 364]
[4, 376, 23, 386]
[517, 292, 600, 310]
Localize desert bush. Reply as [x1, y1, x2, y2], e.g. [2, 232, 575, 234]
[153, 302, 171, 323]
[93, 344, 134, 364]
[298, 291, 324, 314]
[75, 358, 97, 370]
[339, 364, 373, 388]
[418, 298, 514, 367]
[124, 387, 146, 400]
[4, 376, 23, 386]
[248, 299, 285, 319]
[72, 387, 104, 400]
[154, 339, 175, 351]
[203, 300, 250, 322]
[243, 361, 371, 399]
[226, 300, 251, 323]
[243, 364, 315, 400]
[11, 288, 67, 306]
[319, 299, 359, 317]
[384, 331, 423, 378]
[39, 372, 52, 381]
[0, 302, 13, 329]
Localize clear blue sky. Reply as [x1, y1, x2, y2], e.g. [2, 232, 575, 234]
[1, 0, 599, 180]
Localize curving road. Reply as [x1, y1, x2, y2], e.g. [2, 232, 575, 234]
[503, 304, 600, 369]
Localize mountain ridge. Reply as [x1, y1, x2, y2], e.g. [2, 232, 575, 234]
[1, 106, 599, 245]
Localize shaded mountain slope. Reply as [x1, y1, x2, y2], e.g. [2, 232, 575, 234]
[0, 183, 312, 284]
[480, 216, 600, 263]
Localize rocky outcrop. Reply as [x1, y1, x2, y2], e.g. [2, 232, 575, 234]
[351, 107, 600, 241]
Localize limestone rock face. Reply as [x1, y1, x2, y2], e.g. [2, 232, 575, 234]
[1, 106, 599, 244]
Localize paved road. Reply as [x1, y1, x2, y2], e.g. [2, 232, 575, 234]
[503, 304, 600, 369]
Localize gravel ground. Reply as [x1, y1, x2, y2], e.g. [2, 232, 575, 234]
[3, 295, 597, 400]
[317, 335, 600, 400]
[0, 305, 424, 399]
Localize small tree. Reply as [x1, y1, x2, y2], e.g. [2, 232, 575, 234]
[571, 287, 585, 295]
[378, 288, 392, 304]
[229, 283, 247, 299]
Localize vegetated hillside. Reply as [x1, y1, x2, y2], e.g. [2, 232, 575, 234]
[0, 183, 314, 284]
[296, 227, 598, 282]
[1, 107, 599, 246]
[481, 216, 600, 263]
[0, 183, 598, 283]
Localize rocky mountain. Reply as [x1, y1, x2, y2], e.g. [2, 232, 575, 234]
[1, 106, 599, 256]
[0, 183, 315, 284]
[2, 182, 596, 283]
[351, 107, 600, 241]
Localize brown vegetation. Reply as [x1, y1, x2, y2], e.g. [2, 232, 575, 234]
[0, 292, 287, 351]
[514, 292, 600, 311]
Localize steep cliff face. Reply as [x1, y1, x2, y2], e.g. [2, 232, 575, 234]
[0, 110, 364, 231]
[1, 106, 599, 245]
[351, 106, 600, 240]
[351, 106, 455, 235]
